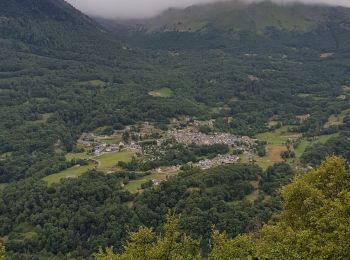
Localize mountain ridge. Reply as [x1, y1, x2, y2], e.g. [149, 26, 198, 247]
[98, 1, 350, 51]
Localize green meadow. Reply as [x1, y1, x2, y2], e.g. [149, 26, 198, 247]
[65, 152, 90, 161]
[124, 170, 178, 193]
[43, 163, 94, 186]
[95, 151, 134, 171]
[148, 87, 173, 98]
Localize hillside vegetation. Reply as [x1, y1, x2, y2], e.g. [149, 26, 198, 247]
[107, 1, 350, 51]
[96, 156, 350, 259]
[1, 0, 350, 258]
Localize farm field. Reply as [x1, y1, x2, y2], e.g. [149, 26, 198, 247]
[148, 87, 173, 98]
[43, 163, 95, 186]
[124, 169, 178, 193]
[256, 125, 301, 145]
[0, 183, 7, 192]
[37, 113, 52, 123]
[254, 145, 288, 170]
[44, 151, 135, 186]
[95, 151, 134, 171]
[294, 133, 340, 157]
[246, 180, 260, 203]
[103, 138, 121, 144]
[324, 109, 350, 128]
[79, 79, 105, 87]
[297, 93, 326, 100]
[65, 152, 90, 161]
[255, 126, 340, 169]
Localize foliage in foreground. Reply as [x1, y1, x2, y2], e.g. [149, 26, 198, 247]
[95, 215, 199, 260]
[96, 156, 350, 259]
[0, 244, 4, 260]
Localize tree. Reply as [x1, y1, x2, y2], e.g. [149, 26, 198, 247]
[209, 230, 254, 260]
[95, 214, 200, 260]
[255, 156, 350, 259]
[0, 244, 5, 260]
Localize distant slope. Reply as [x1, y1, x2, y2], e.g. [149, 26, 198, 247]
[130, 1, 328, 33]
[101, 1, 350, 51]
[0, 0, 109, 50]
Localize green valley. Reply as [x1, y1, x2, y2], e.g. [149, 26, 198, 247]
[1, 0, 350, 258]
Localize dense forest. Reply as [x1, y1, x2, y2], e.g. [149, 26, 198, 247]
[1, 0, 350, 258]
[0, 163, 291, 258]
[96, 156, 350, 259]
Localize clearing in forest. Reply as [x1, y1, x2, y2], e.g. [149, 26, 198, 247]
[45, 151, 134, 185]
[79, 79, 106, 87]
[65, 152, 90, 161]
[148, 87, 173, 98]
[256, 125, 301, 145]
[254, 144, 287, 170]
[267, 144, 287, 163]
[124, 169, 178, 193]
[324, 109, 350, 128]
[95, 151, 134, 171]
[43, 163, 95, 186]
[246, 180, 260, 203]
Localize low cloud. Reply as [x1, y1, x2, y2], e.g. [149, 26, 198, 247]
[66, 0, 350, 19]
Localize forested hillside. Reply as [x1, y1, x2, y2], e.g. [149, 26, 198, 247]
[1, 0, 350, 258]
[104, 1, 350, 51]
[96, 156, 350, 259]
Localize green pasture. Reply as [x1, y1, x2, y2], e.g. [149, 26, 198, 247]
[43, 163, 94, 186]
[95, 151, 134, 171]
[148, 87, 173, 98]
[256, 125, 301, 145]
[65, 152, 90, 161]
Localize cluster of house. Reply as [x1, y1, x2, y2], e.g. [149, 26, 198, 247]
[93, 143, 119, 156]
[167, 128, 256, 150]
[197, 154, 240, 170]
[93, 142, 142, 156]
[78, 133, 143, 156]
[77, 119, 257, 171]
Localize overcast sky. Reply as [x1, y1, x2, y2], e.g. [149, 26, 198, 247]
[66, 0, 350, 19]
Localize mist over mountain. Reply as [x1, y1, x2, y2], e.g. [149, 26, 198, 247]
[66, 0, 350, 19]
[1, 0, 350, 259]
[96, 0, 350, 52]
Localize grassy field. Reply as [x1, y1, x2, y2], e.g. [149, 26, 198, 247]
[80, 79, 105, 87]
[65, 152, 90, 161]
[95, 151, 134, 171]
[254, 144, 287, 170]
[148, 87, 173, 98]
[294, 133, 339, 157]
[255, 125, 339, 169]
[45, 150, 134, 185]
[267, 120, 279, 128]
[124, 170, 178, 193]
[43, 163, 94, 186]
[246, 180, 260, 203]
[342, 85, 350, 92]
[256, 125, 301, 145]
[297, 93, 326, 100]
[103, 138, 121, 144]
[294, 138, 310, 158]
[324, 109, 350, 128]
[32, 113, 52, 124]
[0, 183, 7, 192]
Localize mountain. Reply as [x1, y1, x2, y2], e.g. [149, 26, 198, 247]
[101, 1, 350, 51]
[1, 0, 350, 258]
[0, 0, 109, 50]
[0, 0, 85, 20]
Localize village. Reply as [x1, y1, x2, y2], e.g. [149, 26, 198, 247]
[76, 119, 257, 171]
